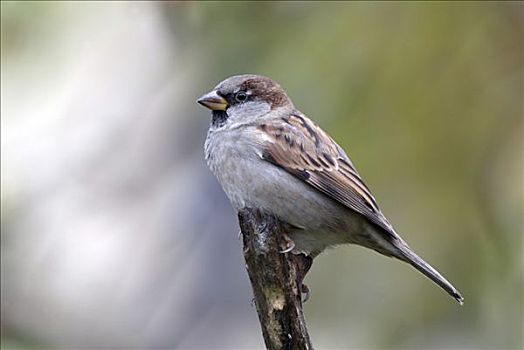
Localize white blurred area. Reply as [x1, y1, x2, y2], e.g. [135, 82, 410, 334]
[1, 2, 260, 348]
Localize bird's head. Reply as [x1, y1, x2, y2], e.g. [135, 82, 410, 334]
[197, 74, 293, 128]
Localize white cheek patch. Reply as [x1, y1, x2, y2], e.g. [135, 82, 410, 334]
[227, 101, 271, 122]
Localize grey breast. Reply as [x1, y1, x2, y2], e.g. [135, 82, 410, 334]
[204, 125, 364, 253]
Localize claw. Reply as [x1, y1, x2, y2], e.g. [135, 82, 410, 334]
[238, 230, 242, 240]
[280, 233, 296, 253]
[301, 284, 310, 303]
[295, 254, 313, 303]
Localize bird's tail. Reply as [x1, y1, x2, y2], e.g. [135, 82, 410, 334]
[394, 240, 464, 305]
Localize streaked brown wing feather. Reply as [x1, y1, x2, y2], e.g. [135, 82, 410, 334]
[258, 113, 394, 235]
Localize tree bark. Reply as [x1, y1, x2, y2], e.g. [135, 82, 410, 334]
[238, 208, 313, 350]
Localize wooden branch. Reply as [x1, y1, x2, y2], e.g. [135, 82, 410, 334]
[238, 208, 313, 350]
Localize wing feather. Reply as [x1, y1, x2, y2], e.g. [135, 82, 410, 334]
[257, 113, 394, 235]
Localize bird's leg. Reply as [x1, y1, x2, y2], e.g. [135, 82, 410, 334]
[294, 254, 313, 303]
[279, 230, 313, 302]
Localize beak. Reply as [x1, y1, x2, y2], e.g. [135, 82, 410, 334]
[197, 90, 228, 111]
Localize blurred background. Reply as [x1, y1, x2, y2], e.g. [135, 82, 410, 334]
[1, 2, 522, 349]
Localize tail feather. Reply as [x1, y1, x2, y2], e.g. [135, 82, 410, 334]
[396, 242, 464, 305]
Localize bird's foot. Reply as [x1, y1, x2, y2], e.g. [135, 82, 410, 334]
[294, 254, 314, 303]
[301, 283, 310, 303]
[279, 233, 296, 253]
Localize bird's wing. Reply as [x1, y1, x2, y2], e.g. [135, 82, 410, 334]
[256, 113, 395, 236]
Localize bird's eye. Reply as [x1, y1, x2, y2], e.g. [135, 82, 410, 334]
[235, 92, 248, 102]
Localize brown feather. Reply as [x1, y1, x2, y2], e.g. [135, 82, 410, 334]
[257, 113, 395, 235]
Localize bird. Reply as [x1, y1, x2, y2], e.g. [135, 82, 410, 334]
[197, 74, 463, 305]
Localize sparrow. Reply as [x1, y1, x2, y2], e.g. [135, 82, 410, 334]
[197, 74, 463, 305]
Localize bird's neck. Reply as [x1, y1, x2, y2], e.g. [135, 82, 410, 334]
[211, 110, 228, 128]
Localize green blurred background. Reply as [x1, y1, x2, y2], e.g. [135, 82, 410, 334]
[1, 1, 522, 349]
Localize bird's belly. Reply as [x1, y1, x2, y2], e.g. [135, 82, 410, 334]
[206, 134, 366, 254]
